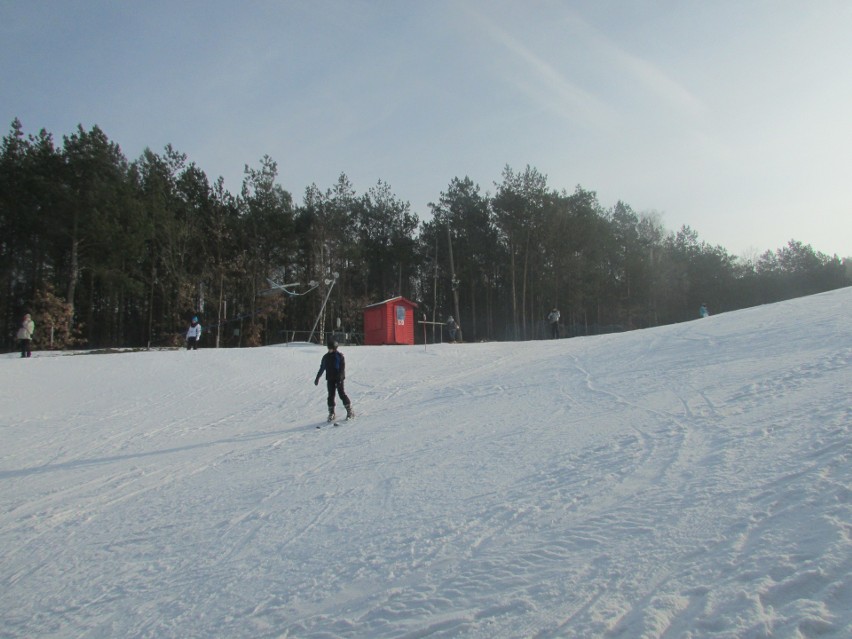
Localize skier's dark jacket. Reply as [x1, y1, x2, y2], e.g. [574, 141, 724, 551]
[316, 351, 346, 383]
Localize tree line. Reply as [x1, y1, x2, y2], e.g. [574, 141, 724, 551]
[2, 119, 849, 351]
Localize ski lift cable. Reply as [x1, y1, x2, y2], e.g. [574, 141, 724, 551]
[265, 278, 320, 297]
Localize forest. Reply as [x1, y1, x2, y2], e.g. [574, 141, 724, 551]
[2, 119, 849, 351]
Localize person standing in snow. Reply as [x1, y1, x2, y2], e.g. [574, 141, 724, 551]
[699, 303, 709, 318]
[446, 316, 459, 343]
[186, 316, 202, 349]
[314, 338, 354, 421]
[17, 313, 35, 358]
[547, 307, 560, 339]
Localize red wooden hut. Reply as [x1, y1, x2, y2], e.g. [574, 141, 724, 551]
[363, 297, 418, 345]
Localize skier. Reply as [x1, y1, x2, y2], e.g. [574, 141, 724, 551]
[186, 316, 202, 349]
[17, 313, 35, 358]
[314, 338, 354, 421]
[699, 303, 709, 318]
[446, 316, 459, 343]
[547, 307, 560, 339]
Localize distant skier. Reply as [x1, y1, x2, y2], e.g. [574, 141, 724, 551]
[446, 316, 459, 343]
[314, 338, 354, 421]
[17, 313, 35, 358]
[547, 307, 560, 339]
[186, 316, 202, 349]
[699, 303, 709, 318]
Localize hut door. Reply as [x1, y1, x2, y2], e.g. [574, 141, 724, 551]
[394, 305, 407, 343]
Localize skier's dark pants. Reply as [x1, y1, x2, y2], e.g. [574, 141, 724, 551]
[327, 379, 351, 411]
[19, 339, 31, 358]
[187, 337, 198, 350]
[550, 323, 559, 339]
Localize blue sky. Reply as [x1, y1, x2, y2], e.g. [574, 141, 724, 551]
[2, 0, 851, 258]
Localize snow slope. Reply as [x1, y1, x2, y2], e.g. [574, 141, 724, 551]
[1, 288, 850, 639]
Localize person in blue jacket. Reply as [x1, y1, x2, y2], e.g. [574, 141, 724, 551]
[314, 338, 354, 421]
[186, 316, 202, 349]
[699, 303, 709, 318]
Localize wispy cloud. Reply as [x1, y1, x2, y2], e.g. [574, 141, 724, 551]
[566, 12, 708, 119]
[464, 2, 707, 129]
[462, 5, 617, 129]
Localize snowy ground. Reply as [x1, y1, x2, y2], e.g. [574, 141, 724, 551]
[1, 288, 850, 639]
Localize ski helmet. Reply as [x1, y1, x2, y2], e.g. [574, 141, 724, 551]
[327, 337, 338, 349]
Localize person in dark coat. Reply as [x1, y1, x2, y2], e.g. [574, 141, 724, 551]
[314, 338, 354, 421]
[547, 307, 560, 339]
[446, 316, 459, 343]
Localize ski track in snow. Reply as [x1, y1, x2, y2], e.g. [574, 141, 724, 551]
[1, 289, 850, 638]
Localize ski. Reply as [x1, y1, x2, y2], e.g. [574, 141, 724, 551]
[316, 415, 355, 429]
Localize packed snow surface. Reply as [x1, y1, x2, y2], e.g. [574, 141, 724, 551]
[1, 289, 850, 638]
